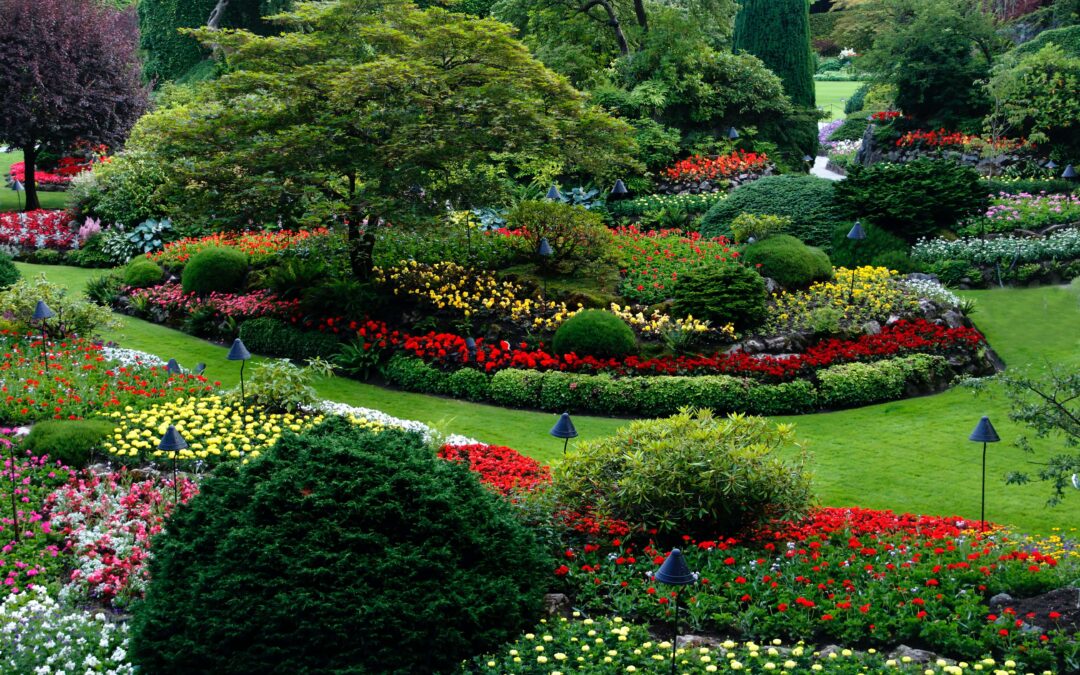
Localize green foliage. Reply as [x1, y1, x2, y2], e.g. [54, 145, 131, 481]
[828, 221, 910, 269]
[83, 271, 124, 307]
[730, 213, 791, 244]
[66, 234, 115, 269]
[237, 317, 341, 362]
[300, 280, 384, 324]
[835, 159, 988, 241]
[741, 234, 833, 289]
[607, 193, 726, 221]
[267, 258, 329, 300]
[446, 367, 492, 402]
[0, 255, 20, 290]
[734, 0, 815, 108]
[808, 11, 841, 40]
[241, 358, 333, 412]
[844, 83, 870, 115]
[130, 420, 546, 673]
[332, 339, 384, 381]
[700, 175, 843, 248]
[817, 354, 950, 409]
[23, 420, 116, 468]
[123, 257, 163, 289]
[0, 276, 119, 337]
[671, 262, 767, 332]
[924, 259, 982, 287]
[374, 220, 521, 270]
[983, 178, 1077, 195]
[552, 409, 812, 535]
[381, 354, 450, 395]
[829, 113, 870, 142]
[181, 246, 248, 295]
[552, 310, 637, 358]
[68, 152, 171, 228]
[505, 201, 615, 273]
[1012, 25, 1080, 59]
[627, 118, 682, 173]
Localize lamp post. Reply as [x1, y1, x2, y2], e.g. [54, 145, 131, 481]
[845, 221, 866, 303]
[538, 237, 554, 298]
[650, 549, 698, 675]
[158, 425, 189, 505]
[11, 179, 24, 211]
[1044, 160, 1057, 171]
[465, 337, 477, 362]
[32, 301, 55, 371]
[549, 412, 578, 456]
[969, 416, 1000, 532]
[166, 358, 181, 375]
[609, 179, 629, 201]
[227, 338, 252, 405]
[546, 184, 563, 202]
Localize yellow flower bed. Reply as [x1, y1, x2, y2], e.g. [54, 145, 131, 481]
[770, 266, 919, 332]
[102, 396, 383, 462]
[609, 303, 732, 340]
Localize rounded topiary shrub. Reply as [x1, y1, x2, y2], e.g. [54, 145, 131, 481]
[180, 246, 248, 295]
[671, 263, 767, 332]
[123, 257, 163, 288]
[700, 175, 844, 248]
[552, 309, 637, 358]
[552, 409, 812, 536]
[131, 420, 547, 674]
[741, 234, 833, 288]
[0, 254, 20, 290]
[23, 419, 115, 468]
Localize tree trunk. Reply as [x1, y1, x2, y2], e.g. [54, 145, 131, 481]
[21, 145, 41, 212]
[632, 0, 648, 31]
[347, 216, 378, 281]
[207, 0, 230, 30]
[579, 0, 630, 56]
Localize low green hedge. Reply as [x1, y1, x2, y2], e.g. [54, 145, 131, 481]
[237, 317, 341, 362]
[380, 354, 953, 416]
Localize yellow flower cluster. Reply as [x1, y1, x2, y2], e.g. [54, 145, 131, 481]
[102, 396, 382, 462]
[609, 303, 732, 339]
[770, 266, 919, 332]
[1015, 527, 1080, 561]
[376, 260, 581, 331]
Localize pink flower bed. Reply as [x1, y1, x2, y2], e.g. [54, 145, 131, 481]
[129, 283, 301, 321]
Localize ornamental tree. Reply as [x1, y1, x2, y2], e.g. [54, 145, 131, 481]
[0, 0, 148, 211]
[123, 0, 637, 278]
[1003, 368, 1080, 506]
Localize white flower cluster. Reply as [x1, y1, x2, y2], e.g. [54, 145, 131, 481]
[0, 586, 134, 675]
[317, 400, 480, 446]
[826, 139, 861, 157]
[912, 228, 1080, 266]
[839, 47, 857, 59]
[899, 278, 961, 308]
[99, 346, 165, 369]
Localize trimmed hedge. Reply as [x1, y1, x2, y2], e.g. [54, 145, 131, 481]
[381, 354, 953, 417]
[1013, 25, 1080, 59]
[700, 175, 843, 248]
[123, 257, 163, 288]
[181, 246, 249, 295]
[237, 317, 341, 361]
[23, 419, 116, 468]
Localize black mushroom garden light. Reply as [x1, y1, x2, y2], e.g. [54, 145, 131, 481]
[549, 412, 578, 456]
[969, 415, 1001, 532]
[650, 548, 698, 675]
[227, 338, 252, 405]
[32, 300, 54, 370]
[845, 221, 867, 303]
[158, 425, 189, 505]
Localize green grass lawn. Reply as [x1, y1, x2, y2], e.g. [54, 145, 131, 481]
[17, 261, 1080, 534]
[1, 151, 74, 212]
[816, 80, 865, 122]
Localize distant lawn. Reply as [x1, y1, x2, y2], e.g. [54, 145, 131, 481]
[17, 262, 1080, 534]
[1, 151, 74, 212]
[816, 80, 865, 121]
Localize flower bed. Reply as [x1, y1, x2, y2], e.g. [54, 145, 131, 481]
[613, 226, 738, 305]
[662, 150, 770, 184]
[0, 210, 76, 251]
[770, 267, 921, 333]
[959, 192, 1080, 237]
[605, 193, 726, 222]
[896, 129, 1030, 153]
[127, 283, 301, 324]
[148, 227, 334, 267]
[6, 157, 95, 191]
[438, 443, 551, 494]
[913, 229, 1080, 268]
[1, 446, 74, 593]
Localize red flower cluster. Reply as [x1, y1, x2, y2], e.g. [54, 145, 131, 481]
[149, 228, 333, 266]
[662, 150, 769, 183]
[129, 284, 300, 322]
[614, 226, 736, 304]
[438, 443, 551, 494]
[870, 111, 903, 122]
[897, 129, 1029, 152]
[0, 210, 76, 250]
[8, 157, 95, 186]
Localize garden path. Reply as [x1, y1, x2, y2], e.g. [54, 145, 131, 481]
[811, 155, 845, 181]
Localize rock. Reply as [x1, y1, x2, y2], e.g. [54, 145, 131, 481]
[676, 634, 725, 650]
[862, 320, 882, 335]
[905, 272, 938, 283]
[818, 645, 843, 658]
[542, 593, 572, 618]
[942, 310, 965, 329]
[742, 339, 765, 355]
[918, 299, 936, 316]
[989, 592, 1014, 607]
[764, 278, 782, 294]
[764, 336, 788, 352]
[888, 645, 939, 664]
[886, 314, 903, 326]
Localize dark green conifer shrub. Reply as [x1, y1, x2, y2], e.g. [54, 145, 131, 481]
[671, 263, 767, 332]
[0, 255, 20, 290]
[700, 175, 842, 248]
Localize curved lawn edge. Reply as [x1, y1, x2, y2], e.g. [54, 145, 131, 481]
[16, 262, 1080, 534]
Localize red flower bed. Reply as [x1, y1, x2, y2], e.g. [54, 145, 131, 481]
[9, 157, 96, 186]
[870, 110, 903, 122]
[149, 228, 334, 266]
[614, 226, 737, 304]
[897, 129, 1029, 152]
[662, 150, 769, 183]
[438, 443, 551, 494]
[0, 210, 76, 250]
[129, 284, 301, 321]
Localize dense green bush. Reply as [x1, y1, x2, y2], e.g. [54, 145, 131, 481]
[671, 263, 767, 332]
[300, 279, 384, 323]
[489, 369, 546, 409]
[66, 234, 115, 269]
[0, 255, 20, 290]
[130, 420, 546, 674]
[1012, 25, 1080, 59]
[552, 409, 812, 535]
[741, 235, 833, 288]
[924, 259, 983, 286]
[446, 368, 492, 402]
[552, 310, 637, 358]
[380, 353, 450, 394]
[505, 200, 616, 273]
[828, 114, 871, 142]
[730, 213, 791, 244]
[817, 355, 950, 409]
[835, 159, 988, 241]
[700, 175, 843, 248]
[68, 153, 171, 228]
[84, 271, 124, 307]
[268, 258, 329, 300]
[181, 246, 248, 295]
[123, 257, 163, 288]
[844, 83, 870, 115]
[828, 221, 911, 269]
[23, 420, 116, 468]
[983, 178, 1077, 195]
[0, 277, 118, 337]
[237, 317, 341, 361]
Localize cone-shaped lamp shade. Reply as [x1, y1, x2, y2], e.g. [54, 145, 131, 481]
[227, 338, 251, 361]
[549, 412, 578, 439]
[803, 155, 814, 163]
[12, 180, 24, 192]
[158, 425, 189, 452]
[194, 363, 206, 375]
[1063, 164, 1078, 180]
[1044, 160, 1057, 170]
[465, 337, 476, 350]
[653, 549, 696, 585]
[546, 184, 562, 201]
[166, 358, 181, 374]
[610, 179, 629, 199]
[847, 221, 867, 240]
[32, 301, 55, 321]
[727, 126, 739, 140]
[969, 416, 1000, 443]
[538, 237, 554, 258]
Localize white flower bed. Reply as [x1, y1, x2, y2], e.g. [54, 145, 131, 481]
[899, 278, 961, 308]
[912, 228, 1080, 266]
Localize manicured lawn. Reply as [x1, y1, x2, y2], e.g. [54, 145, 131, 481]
[816, 80, 865, 121]
[18, 261, 1080, 533]
[0, 151, 73, 212]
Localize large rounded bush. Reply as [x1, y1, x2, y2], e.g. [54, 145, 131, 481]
[553, 310, 637, 358]
[671, 263, 767, 332]
[131, 420, 547, 674]
[741, 234, 833, 288]
[552, 409, 813, 536]
[180, 246, 248, 295]
[700, 175, 843, 248]
[0, 255, 20, 290]
[123, 257, 163, 288]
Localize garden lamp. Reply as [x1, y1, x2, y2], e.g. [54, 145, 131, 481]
[32, 301, 55, 370]
[465, 337, 477, 362]
[969, 416, 1000, 532]
[549, 412, 578, 455]
[546, 184, 562, 201]
[803, 155, 814, 164]
[650, 549, 698, 675]
[609, 179, 629, 201]
[227, 338, 252, 405]
[845, 222, 866, 303]
[194, 363, 206, 375]
[1044, 160, 1057, 171]
[11, 179, 23, 211]
[538, 237, 554, 298]
[726, 126, 739, 141]
[1063, 164, 1078, 180]
[166, 358, 181, 375]
[158, 425, 189, 505]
